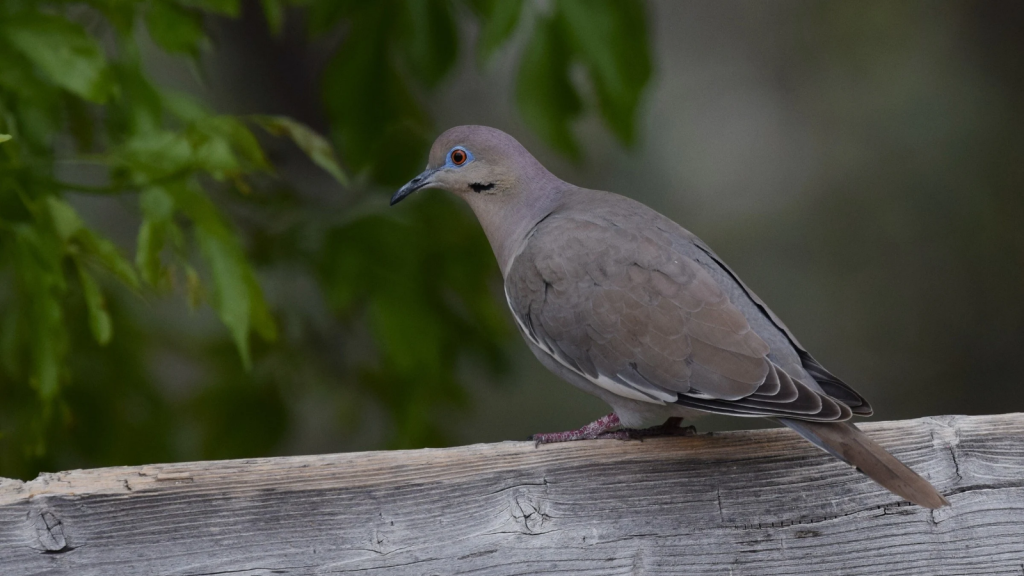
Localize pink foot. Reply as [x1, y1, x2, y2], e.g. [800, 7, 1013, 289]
[531, 415, 697, 447]
[531, 413, 629, 446]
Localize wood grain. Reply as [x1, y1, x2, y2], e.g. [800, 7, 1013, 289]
[1, 414, 1022, 575]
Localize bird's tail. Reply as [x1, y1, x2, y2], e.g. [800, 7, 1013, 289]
[778, 418, 949, 509]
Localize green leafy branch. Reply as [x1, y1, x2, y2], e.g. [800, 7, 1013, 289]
[0, 1, 347, 407]
[319, 0, 651, 181]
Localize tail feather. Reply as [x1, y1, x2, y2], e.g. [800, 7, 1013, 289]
[779, 418, 949, 509]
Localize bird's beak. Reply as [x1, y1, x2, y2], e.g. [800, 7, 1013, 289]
[391, 167, 439, 206]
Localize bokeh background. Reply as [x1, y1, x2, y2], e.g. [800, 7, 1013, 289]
[1, 0, 1022, 480]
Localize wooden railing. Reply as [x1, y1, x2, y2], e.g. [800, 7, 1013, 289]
[1, 413, 1022, 575]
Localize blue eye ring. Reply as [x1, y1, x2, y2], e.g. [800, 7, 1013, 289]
[447, 146, 473, 167]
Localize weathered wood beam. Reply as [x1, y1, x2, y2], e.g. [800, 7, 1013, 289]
[1, 413, 1022, 575]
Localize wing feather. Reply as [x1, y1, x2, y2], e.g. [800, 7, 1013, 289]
[505, 214, 855, 422]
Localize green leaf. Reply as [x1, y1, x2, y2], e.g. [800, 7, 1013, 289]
[192, 116, 270, 177]
[469, 0, 524, 64]
[515, 14, 582, 158]
[31, 292, 64, 401]
[78, 229, 141, 289]
[195, 227, 277, 368]
[11, 223, 66, 289]
[0, 41, 64, 150]
[10, 225, 68, 401]
[196, 227, 254, 366]
[247, 273, 276, 343]
[75, 260, 113, 346]
[48, 197, 140, 289]
[194, 134, 237, 176]
[119, 130, 194, 179]
[136, 187, 175, 287]
[557, 0, 651, 144]
[399, 0, 459, 87]
[0, 42, 50, 99]
[46, 197, 84, 241]
[140, 185, 176, 221]
[253, 115, 348, 185]
[170, 186, 276, 368]
[0, 134, 11, 143]
[262, 0, 285, 36]
[145, 1, 207, 57]
[136, 218, 167, 286]
[117, 118, 266, 183]
[2, 13, 113, 103]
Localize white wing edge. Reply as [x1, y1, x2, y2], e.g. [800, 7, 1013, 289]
[504, 287, 676, 405]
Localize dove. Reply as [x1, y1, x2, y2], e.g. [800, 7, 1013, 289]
[391, 125, 948, 509]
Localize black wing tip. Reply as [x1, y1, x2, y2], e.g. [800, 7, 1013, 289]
[798, 350, 874, 416]
[673, 371, 855, 422]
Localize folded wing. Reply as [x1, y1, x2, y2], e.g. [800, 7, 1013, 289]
[505, 215, 853, 422]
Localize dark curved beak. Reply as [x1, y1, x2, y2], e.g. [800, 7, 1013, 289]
[391, 168, 439, 206]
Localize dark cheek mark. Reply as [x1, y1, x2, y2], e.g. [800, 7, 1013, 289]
[469, 182, 495, 193]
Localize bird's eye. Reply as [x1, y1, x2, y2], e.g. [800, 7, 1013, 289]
[450, 148, 468, 166]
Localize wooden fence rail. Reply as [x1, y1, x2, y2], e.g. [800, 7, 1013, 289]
[1, 413, 1022, 575]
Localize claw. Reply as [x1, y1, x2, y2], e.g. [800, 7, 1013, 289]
[530, 415, 696, 446]
[531, 413, 623, 446]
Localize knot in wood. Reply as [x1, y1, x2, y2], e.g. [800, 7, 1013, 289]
[29, 508, 70, 553]
[510, 492, 550, 534]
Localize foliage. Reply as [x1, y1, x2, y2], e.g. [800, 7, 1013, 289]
[516, 0, 651, 157]
[0, 0, 651, 479]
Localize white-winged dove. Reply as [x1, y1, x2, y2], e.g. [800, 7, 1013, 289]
[392, 125, 948, 509]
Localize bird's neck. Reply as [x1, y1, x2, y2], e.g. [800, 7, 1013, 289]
[469, 177, 565, 278]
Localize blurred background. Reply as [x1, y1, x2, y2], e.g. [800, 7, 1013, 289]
[1, 0, 1022, 480]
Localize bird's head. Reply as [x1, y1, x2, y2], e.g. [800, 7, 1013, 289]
[391, 125, 564, 275]
[390, 125, 550, 207]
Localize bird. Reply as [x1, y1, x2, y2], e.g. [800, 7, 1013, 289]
[390, 125, 949, 509]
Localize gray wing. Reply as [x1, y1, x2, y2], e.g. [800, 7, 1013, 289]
[505, 214, 853, 422]
[684, 238, 872, 415]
